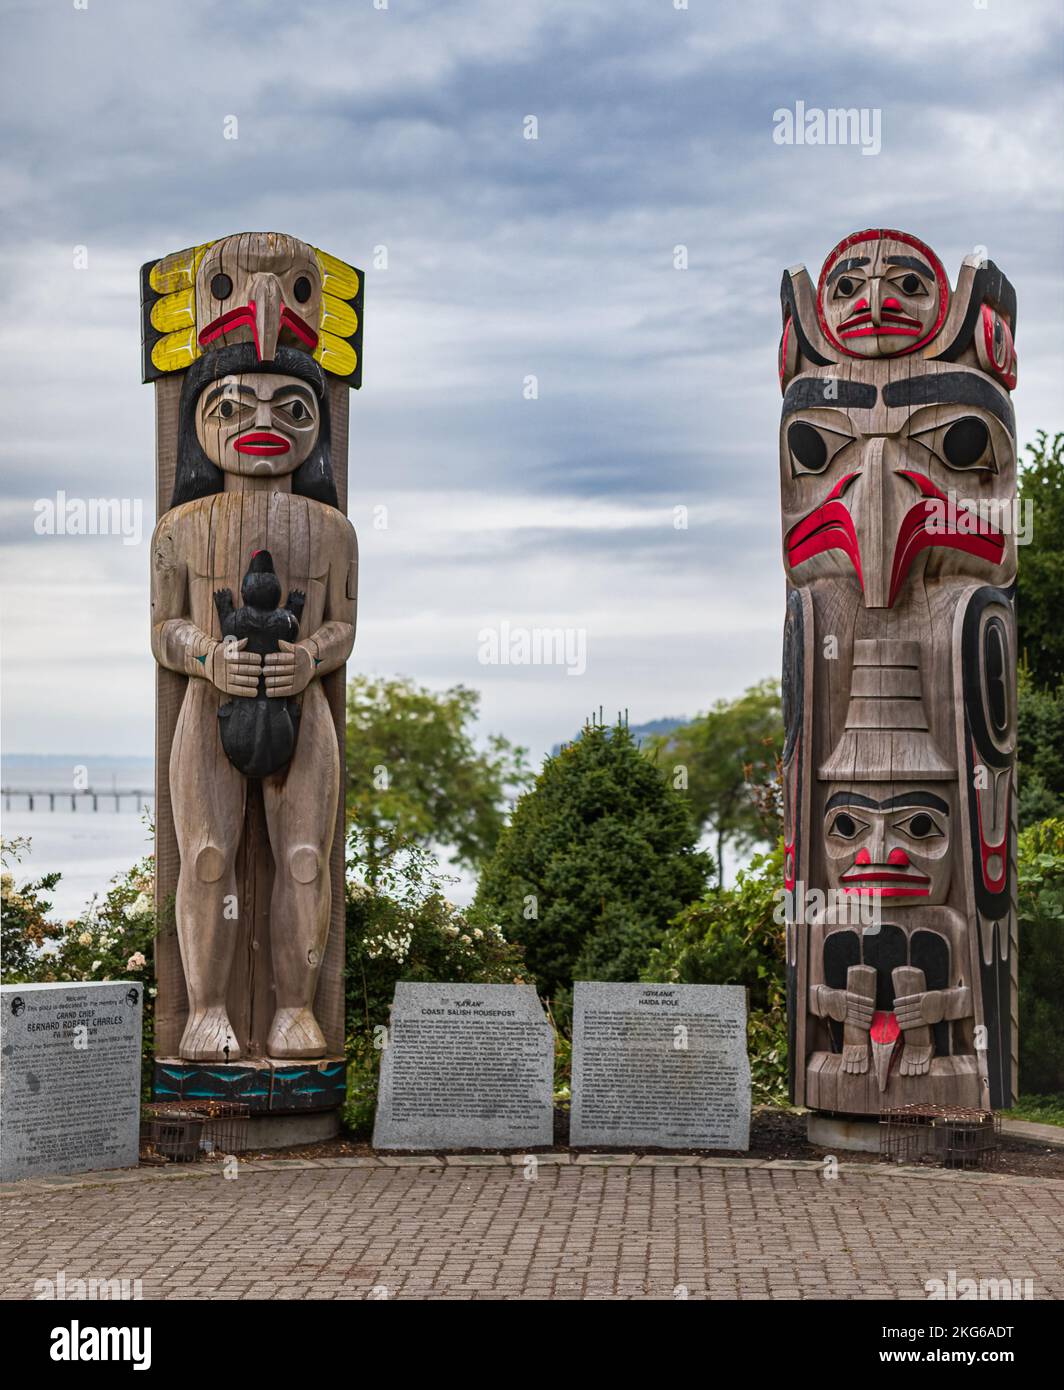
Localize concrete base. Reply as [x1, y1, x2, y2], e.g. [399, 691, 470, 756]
[243, 1111, 341, 1151]
[807, 1113, 882, 1154]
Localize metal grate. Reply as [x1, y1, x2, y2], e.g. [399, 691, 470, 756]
[879, 1103, 999, 1170]
[142, 1100, 250, 1162]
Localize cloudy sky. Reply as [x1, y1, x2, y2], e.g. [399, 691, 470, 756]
[2, 0, 1061, 766]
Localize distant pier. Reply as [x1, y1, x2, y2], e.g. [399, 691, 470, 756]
[1, 788, 153, 813]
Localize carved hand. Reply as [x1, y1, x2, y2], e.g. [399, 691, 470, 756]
[208, 637, 262, 697]
[810, 985, 873, 1030]
[895, 986, 971, 1029]
[843, 989, 874, 1031]
[263, 640, 314, 698]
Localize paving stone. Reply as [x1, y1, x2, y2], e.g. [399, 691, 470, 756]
[444, 1155, 511, 1166]
[573, 1153, 636, 1165]
[1, 1162, 1060, 1301]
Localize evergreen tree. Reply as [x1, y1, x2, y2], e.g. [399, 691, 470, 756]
[473, 715, 711, 1000]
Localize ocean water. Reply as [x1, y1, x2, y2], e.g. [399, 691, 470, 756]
[2, 756, 155, 921]
[1, 753, 478, 921]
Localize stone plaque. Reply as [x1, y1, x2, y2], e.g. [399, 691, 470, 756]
[1, 981, 143, 1181]
[373, 983, 553, 1150]
[570, 982, 750, 1149]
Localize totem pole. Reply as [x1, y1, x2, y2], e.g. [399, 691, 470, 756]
[779, 229, 1018, 1115]
[142, 234, 363, 1127]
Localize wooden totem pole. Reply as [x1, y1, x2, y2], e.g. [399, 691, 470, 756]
[779, 229, 1019, 1115]
[142, 234, 362, 1125]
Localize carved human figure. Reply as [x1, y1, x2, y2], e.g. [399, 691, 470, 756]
[150, 344, 357, 1062]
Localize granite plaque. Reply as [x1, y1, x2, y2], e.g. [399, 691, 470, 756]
[1, 981, 143, 1181]
[373, 983, 553, 1150]
[570, 982, 750, 1149]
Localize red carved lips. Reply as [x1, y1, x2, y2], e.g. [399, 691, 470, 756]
[839, 867, 931, 898]
[838, 295, 925, 340]
[839, 315, 924, 340]
[233, 431, 291, 456]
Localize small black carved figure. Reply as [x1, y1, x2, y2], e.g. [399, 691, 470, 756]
[214, 550, 306, 779]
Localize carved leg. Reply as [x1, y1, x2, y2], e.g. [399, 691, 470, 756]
[261, 682, 339, 1059]
[170, 682, 247, 1061]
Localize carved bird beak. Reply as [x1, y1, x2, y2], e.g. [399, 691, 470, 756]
[246, 272, 284, 362]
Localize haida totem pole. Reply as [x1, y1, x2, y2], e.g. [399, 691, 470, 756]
[143, 234, 362, 1125]
[779, 229, 1018, 1115]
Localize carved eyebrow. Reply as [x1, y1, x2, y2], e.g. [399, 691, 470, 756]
[886, 255, 935, 278]
[782, 378, 877, 417]
[825, 791, 949, 813]
[883, 373, 1014, 433]
[202, 382, 256, 408]
[826, 258, 870, 286]
[270, 383, 316, 405]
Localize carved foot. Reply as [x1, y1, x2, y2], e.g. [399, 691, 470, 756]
[180, 1007, 240, 1062]
[842, 1043, 869, 1074]
[267, 1006, 326, 1059]
[900, 1044, 933, 1076]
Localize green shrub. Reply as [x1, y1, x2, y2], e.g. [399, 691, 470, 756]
[344, 830, 529, 1135]
[642, 843, 787, 1105]
[1, 837, 157, 1095]
[1018, 671, 1064, 827]
[1017, 818, 1064, 1093]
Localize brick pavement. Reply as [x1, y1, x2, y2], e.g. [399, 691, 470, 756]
[2, 1158, 1062, 1300]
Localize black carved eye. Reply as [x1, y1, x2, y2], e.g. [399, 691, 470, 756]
[943, 417, 990, 469]
[788, 421, 828, 473]
[293, 276, 312, 304]
[211, 273, 234, 301]
[901, 274, 922, 295]
[831, 813, 859, 839]
[897, 812, 943, 840]
[290, 400, 306, 420]
[219, 399, 234, 419]
[836, 276, 856, 296]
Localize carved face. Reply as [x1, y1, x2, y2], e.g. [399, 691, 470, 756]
[195, 372, 321, 477]
[817, 230, 948, 358]
[779, 361, 1017, 607]
[823, 787, 953, 904]
[195, 234, 322, 364]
